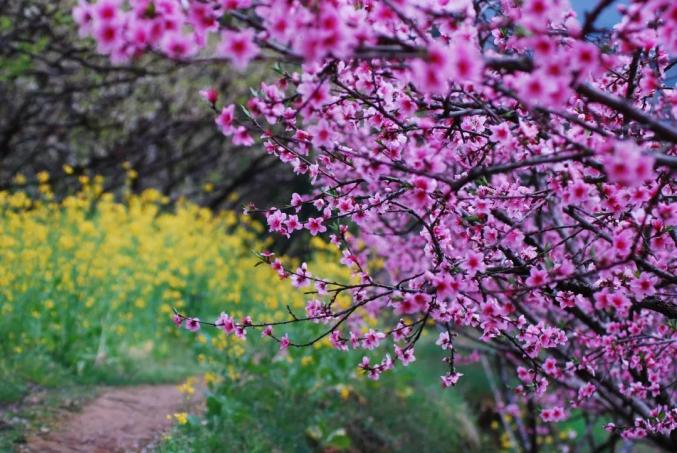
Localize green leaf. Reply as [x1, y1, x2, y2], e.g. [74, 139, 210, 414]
[0, 16, 11, 31]
[187, 414, 201, 426]
[514, 25, 531, 38]
[239, 104, 253, 120]
[305, 425, 323, 441]
[0, 55, 32, 81]
[463, 215, 481, 225]
[544, 257, 554, 270]
[325, 428, 351, 450]
[206, 395, 222, 416]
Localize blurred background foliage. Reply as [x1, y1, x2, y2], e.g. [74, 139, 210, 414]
[0, 0, 304, 213]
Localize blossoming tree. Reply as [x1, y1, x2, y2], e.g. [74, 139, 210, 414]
[73, 0, 676, 448]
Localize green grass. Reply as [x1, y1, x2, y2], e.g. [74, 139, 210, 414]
[159, 336, 489, 453]
[159, 374, 483, 453]
[1, 349, 200, 404]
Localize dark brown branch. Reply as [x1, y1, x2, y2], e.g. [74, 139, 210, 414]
[576, 83, 677, 143]
[632, 298, 677, 320]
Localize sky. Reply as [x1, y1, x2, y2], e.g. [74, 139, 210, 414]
[569, 0, 676, 84]
[570, 0, 625, 28]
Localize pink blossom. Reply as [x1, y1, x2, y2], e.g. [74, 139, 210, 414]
[215, 105, 236, 135]
[290, 193, 304, 212]
[297, 81, 332, 108]
[395, 293, 429, 315]
[541, 406, 568, 423]
[609, 292, 630, 313]
[571, 41, 600, 75]
[200, 88, 219, 105]
[93, 21, 122, 54]
[567, 180, 590, 204]
[305, 299, 323, 319]
[172, 314, 183, 327]
[350, 331, 359, 349]
[315, 280, 328, 295]
[94, 0, 119, 23]
[449, 43, 483, 83]
[216, 312, 236, 334]
[232, 126, 254, 147]
[578, 383, 596, 400]
[380, 353, 394, 372]
[285, 215, 303, 234]
[185, 317, 201, 332]
[463, 252, 486, 277]
[543, 357, 558, 375]
[330, 331, 348, 351]
[218, 29, 260, 71]
[604, 143, 655, 187]
[526, 267, 548, 287]
[594, 290, 611, 311]
[337, 197, 354, 215]
[392, 319, 412, 342]
[309, 121, 334, 148]
[394, 345, 416, 366]
[160, 33, 196, 60]
[435, 331, 453, 350]
[517, 72, 556, 107]
[433, 273, 460, 299]
[489, 123, 512, 143]
[362, 329, 386, 350]
[412, 59, 447, 94]
[291, 262, 311, 288]
[279, 333, 290, 351]
[397, 96, 417, 117]
[655, 203, 677, 226]
[304, 217, 326, 236]
[266, 209, 287, 234]
[222, 0, 252, 10]
[630, 273, 657, 298]
[517, 367, 534, 383]
[265, 6, 293, 41]
[441, 372, 463, 388]
[73, 1, 95, 37]
[612, 230, 634, 258]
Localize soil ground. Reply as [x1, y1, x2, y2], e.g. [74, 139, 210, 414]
[20, 383, 202, 453]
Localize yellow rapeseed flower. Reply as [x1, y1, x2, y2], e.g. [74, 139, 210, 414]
[0, 181, 351, 375]
[173, 412, 189, 425]
[37, 171, 49, 183]
[338, 385, 351, 400]
[178, 379, 195, 395]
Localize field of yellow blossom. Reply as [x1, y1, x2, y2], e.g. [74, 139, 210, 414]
[0, 171, 349, 389]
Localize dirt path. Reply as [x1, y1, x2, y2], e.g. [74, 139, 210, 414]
[22, 383, 202, 453]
